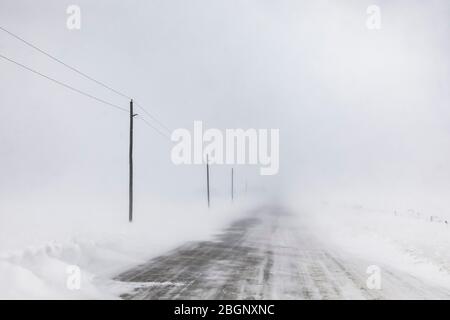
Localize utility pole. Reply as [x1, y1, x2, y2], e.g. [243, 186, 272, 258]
[231, 168, 234, 202]
[206, 155, 210, 208]
[129, 99, 137, 222]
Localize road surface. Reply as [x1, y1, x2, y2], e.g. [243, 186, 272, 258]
[116, 206, 450, 299]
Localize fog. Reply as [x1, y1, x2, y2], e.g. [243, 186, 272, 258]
[0, 0, 449, 223]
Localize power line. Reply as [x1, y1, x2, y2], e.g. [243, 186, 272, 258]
[1, 27, 177, 223]
[0, 53, 171, 138]
[0, 53, 129, 113]
[0, 25, 132, 100]
[137, 116, 171, 140]
[134, 101, 172, 134]
[0, 25, 172, 133]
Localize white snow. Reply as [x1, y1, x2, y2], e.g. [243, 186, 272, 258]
[290, 199, 450, 292]
[3, 193, 450, 299]
[0, 196, 254, 299]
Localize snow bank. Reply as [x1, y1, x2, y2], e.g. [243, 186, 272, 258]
[0, 196, 256, 299]
[289, 199, 450, 291]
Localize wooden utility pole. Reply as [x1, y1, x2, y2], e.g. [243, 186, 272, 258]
[206, 154, 210, 208]
[129, 99, 136, 222]
[231, 168, 234, 202]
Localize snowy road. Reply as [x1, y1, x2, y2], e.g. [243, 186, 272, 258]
[116, 206, 450, 299]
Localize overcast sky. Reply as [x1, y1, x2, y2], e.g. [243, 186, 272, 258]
[0, 0, 449, 219]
